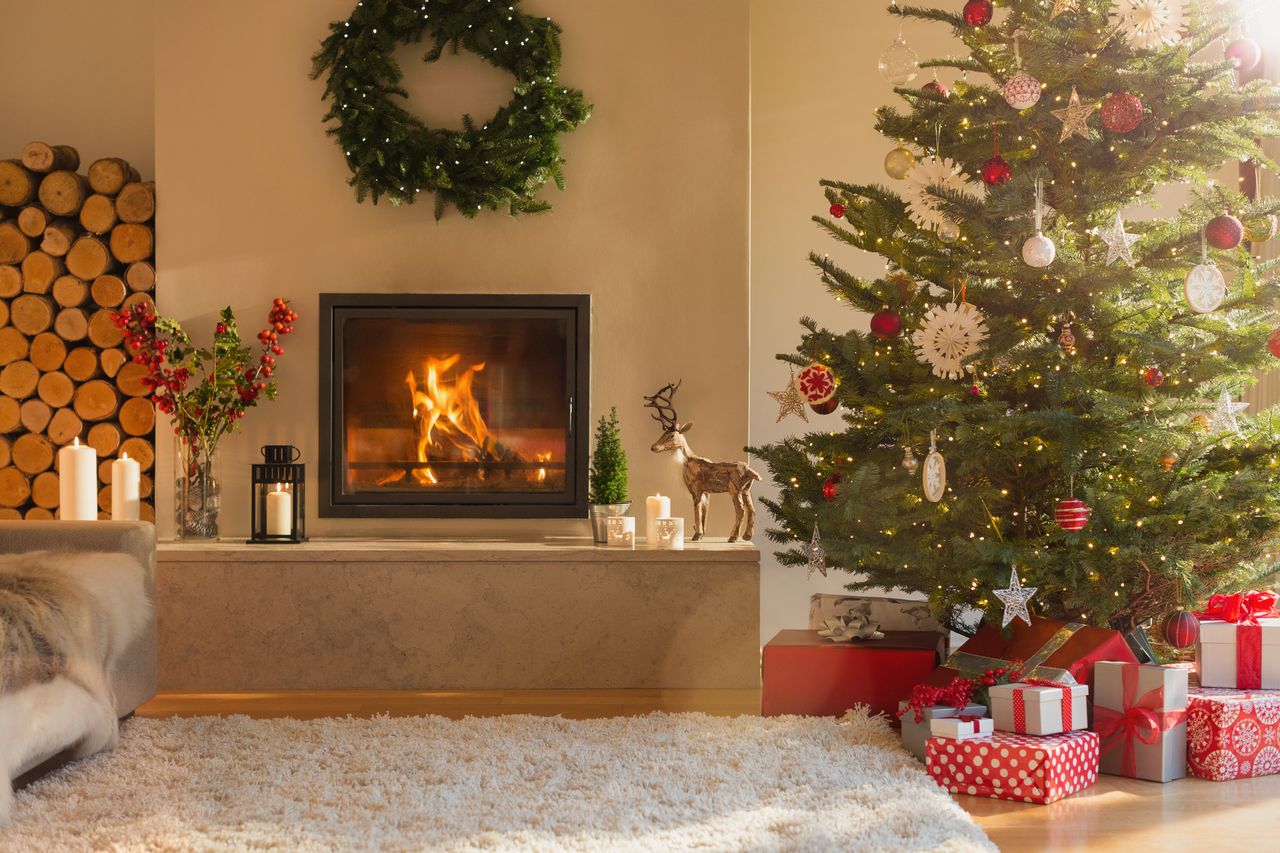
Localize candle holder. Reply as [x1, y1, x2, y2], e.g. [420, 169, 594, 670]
[248, 444, 307, 544]
[655, 517, 685, 550]
[605, 515, 635, 549]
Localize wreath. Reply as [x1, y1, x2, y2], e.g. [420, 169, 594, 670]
[311, 0, 591, 219]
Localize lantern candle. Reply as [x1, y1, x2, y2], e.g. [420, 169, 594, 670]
[58, 437, 97, 521]
[110, 452, 141, 521]
[655, 517, 685, 550]
[606, 515, 635, 549]
[645, 493, 671, 545]
[266, 483, 292, 536]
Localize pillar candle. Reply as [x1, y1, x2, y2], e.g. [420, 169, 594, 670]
[110, 452, 140, 521]
[266, 484, 292, 537]
[645, 493, 671, 544]
[655, 517, 685, 550]
[58, 437, 97, 521]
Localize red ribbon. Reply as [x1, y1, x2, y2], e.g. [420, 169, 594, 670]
[955, 714, 985, 735]
[1094, 665, 1186, 776]
[1010, 678, 1073, 734]
[1195, 590, 1280, 625]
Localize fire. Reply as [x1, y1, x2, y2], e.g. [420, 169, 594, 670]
[406, 355, 492, 485]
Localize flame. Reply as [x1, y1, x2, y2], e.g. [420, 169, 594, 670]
[406, 355, 491, 485]
[535, 451, 552, 482]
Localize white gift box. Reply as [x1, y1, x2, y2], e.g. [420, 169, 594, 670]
[1197, 618, 1280, 689]
[930, 715, 993, 741]
[989, 682, 1089, 736]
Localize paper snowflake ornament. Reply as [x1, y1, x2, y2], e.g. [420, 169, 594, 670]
[768, 372, 808, 423]
[1204, 389, 1249, 436]
[1051, 87, 1098, 143]
[1051, 0, 1080, 19]
[1096, 212, 1140, 267]
[805, 524, 827, 578]
[993, 566, 1038, 628]
[1110, 0, 1188, 51]
[902, 157, 980, 235]
[913, 302, 989, 380]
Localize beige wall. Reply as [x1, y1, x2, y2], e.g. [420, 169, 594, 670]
[0, 0, 155, 176]
[153, 0, 749, 538]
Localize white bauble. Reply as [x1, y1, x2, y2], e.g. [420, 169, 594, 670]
[937, 220, 961, 243]
[878, 37, 920, 85]
[1002, 71, 1042, 110]
[1022, 233, 1057, 268]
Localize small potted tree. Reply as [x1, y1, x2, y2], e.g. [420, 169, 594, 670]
[589, 406, 629, 543]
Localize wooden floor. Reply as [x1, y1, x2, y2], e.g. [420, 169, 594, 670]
[136, 690, 1280, 852]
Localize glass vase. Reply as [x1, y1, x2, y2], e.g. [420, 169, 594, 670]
[175, 433, 221, 540]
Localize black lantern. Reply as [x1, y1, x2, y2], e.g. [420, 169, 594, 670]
[248, 445, 307, 544]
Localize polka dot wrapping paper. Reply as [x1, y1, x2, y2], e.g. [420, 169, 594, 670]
[1186, 687, 1280, 781]
[925, 730, 1099, 804]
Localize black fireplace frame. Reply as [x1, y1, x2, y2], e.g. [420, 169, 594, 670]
[319, 293, 590, 519]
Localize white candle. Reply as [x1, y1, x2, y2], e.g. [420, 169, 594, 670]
[110, 452, 140, 521]
[606, 515, 635, 549]
[645, 493, 671, 545]
[266, 484, 292, 537]
[655, 517, 685, 550]
[58, 437, 97, 521]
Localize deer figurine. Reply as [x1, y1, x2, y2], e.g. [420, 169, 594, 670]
[643, 381, 760, 542]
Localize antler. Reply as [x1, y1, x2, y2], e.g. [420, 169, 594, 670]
[643, 380, 682, 432]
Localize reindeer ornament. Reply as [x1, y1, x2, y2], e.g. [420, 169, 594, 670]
[644, 382, 760, 542]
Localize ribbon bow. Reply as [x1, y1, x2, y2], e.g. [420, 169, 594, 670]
[1094, 665, 1184, 777]
[1195, 590, 1280, 625]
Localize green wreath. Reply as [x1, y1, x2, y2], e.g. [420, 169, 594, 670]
[311, 0, 591, 219]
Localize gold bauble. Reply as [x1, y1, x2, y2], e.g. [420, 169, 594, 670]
[1245, 214, 1279, 243]
[1191, 413, 1211, 432]
[901, 446, 919, 474]
[1160, 450, 1179, 471]
[884, 146, 917, 180]
[937, 219, 961, 242]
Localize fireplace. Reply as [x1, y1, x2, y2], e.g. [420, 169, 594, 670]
[319, 294, 589, 518]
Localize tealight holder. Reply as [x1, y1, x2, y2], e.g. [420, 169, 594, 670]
[655, 517, 685, 550]
[606, 515, 635, 549]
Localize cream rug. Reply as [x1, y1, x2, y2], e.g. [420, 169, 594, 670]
[4, 710, 994, 852]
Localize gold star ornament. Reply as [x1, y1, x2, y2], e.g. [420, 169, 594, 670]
[1051, 87, 1098, 142]
[1051, 0, 1080, 19]
[769, 371, 809, 423]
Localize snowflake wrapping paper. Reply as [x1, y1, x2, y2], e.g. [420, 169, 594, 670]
[926, 730, 1099, 804]
[1186, 687, 1280, 781]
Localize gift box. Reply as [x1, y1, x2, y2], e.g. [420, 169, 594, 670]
[761, 629, 944, 718]
[926, 730, 1099, 805]
[808, 594, 946, 639]
[1093, 662, 1188, 782]
[931, 715, 993, 741]
[924, 616, 1136, 691]
[1197, 618, 1280, 690]
[1186, 686, 1280, 781]
[898, 702, 986, 761]
[989, 681, 1089, 735]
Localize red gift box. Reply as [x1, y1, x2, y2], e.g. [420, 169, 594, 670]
[1186, 686, 1280, 781]
[761, 630, 944, 717]
[926, 730, 1099, 804]
[925, 616, 1137, 689]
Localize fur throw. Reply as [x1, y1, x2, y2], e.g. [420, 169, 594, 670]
[0, 551, 149, 825]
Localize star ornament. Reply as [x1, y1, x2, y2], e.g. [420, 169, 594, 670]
[1051, 0, 1079, 19]
[769, 372, 808, 423]
[1205, 389, 1249, 436]
[1051, 87, 1098, 143]
[993, 566, 1038, 628]
[1096, 212, 1140, 267]
[805, 524, 828, 578]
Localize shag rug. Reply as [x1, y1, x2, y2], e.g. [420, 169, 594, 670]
[4, 710, 994, 852]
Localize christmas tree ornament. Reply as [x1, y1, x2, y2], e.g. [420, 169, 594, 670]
[922, 430, 946, 502]
[993, 565, 1038, 628]
[1002, 34, 1041, 110]
[884, 145, 917, 180]
[1143, 366, 1166, 388]
[1191, 413, 1212, 432]
[888, 270, 915, 300]
[1097, 211, 1140, 267]
[1054, 497, 1091, 532]
[829, 202, 846, 218]
[1267, 326, 1280, 359]
[1162, 610, 1199, 648]
[901, 446, 919, 474]
[870, 307, 903, 340]
[981, 131, 1012, 186]
[817, 612, 885, 642]
[768, 370, 809, 423]
[903, 155, 979, 235]
[1185, 232, 1227, 313]
[878, 33, 920, 86]
[968, 380, 985, 398]
[1022, 178, 1057, 268]
[1051, 86, 1098, 143]
[1160, 449, 1179, 471]
[923, 75, 950, 99]
[1226, 37, 1262, 72]
[1110, 0, 1189, 51]
[1245, 214, 1279, 243]
[1206, 213, 1244, 250]
[1205, 389, 1249, 436]
[805, 523, 828, 578]
[1051, 0, 1080, 19]
[963, 0, 993, 27]
[796, 362, 837, 406]
[1101, 91, 1144, 134]
[1058, 324, 1077, 351]
[937, 219, 961, 243]
[913, 299, 989, 381]
[810, 398, 839, 415]
[822, 473, 841, 502]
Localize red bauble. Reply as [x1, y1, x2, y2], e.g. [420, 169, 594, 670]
[923, 79, 950, 99]
[1268, 327, 1280, 360]
[870, 308, 903, 340]
[963, 0, 993, 27]
[1054, 497, 1091, 532]
[1100, 92, 1144, 134]
[1206, 214, 1245, 250]
[810, 398, 839, 415]
[980, 155, 1012, 186]
[1143, 366, 1165, 388]
[1162, 610, 1200, 650]
[829, 202, 846, 218]
[795, 363, 837, 404]
[822, 473, 841, 502]
[1226, 38, 1262, 72]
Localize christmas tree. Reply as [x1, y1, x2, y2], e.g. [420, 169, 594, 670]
[750, 0, 1280, 639]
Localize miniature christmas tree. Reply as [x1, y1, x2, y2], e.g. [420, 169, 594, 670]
[750, 0, 1280, 637]
[589, 407, 629, 505]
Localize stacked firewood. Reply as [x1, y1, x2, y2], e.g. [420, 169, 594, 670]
[0, 142, 155, 520]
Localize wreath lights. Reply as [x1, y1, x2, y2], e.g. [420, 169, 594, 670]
[311, 0, 591, 218]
